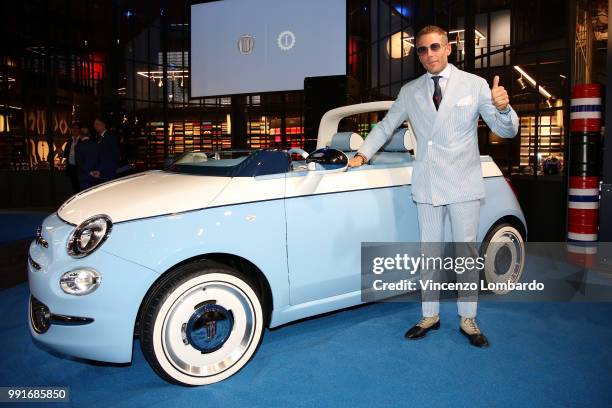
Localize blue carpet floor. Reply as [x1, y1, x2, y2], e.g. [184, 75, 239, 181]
[0, 211, 50, 244]
[1, 282, 611, 407]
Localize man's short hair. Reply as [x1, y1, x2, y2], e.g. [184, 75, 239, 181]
[416, 25, 449, 44]
[71, 121, 82, 129]
[94, 116, 108, 126]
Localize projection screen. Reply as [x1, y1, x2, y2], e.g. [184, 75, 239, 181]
[190, 0, 346, 97]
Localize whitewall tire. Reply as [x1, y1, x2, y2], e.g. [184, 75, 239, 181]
[140, 260, 264, 385]
[481, 223, 526, 294]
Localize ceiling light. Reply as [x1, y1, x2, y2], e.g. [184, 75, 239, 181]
[513, 66, 553, 99]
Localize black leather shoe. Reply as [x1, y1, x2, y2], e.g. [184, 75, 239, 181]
[404, 320, 440, 340]
[460, 328, 490, 348]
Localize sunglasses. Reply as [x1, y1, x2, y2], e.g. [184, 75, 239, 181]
[416, 43, 443, 55]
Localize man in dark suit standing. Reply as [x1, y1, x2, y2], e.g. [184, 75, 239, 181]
[90, 116, 120, 182]
[63, 122, 81, 193]
[75, 127, 100, 190]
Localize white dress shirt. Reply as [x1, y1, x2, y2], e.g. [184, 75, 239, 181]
[426, 63, 452, 97]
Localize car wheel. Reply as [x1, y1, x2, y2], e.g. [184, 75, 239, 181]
[480, 223, 525, 294]
[140, 260, 264, 385]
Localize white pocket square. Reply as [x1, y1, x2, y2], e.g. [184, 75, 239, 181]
[456, 95, 473, 106]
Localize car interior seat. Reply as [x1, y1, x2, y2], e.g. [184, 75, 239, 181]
[327, 131, 364, 152]
[369, 124, 417, 166]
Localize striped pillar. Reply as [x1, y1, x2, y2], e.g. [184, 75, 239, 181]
[567, 176, 599, 267]
[567, 84, 602, 268]
[568, 176, 599, 239]
[570, 84, 602, 132]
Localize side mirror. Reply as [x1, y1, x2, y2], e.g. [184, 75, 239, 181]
[306, 148, 348, 174]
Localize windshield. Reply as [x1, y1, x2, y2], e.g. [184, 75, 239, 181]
[166, 151, 252, 176]
[165, 150, 290, 177]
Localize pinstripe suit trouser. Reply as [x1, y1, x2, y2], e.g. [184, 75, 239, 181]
[416, 200, 481, 318]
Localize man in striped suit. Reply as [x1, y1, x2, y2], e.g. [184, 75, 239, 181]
[349, 25, 519, 347]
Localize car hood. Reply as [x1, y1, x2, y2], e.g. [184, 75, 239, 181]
[58, 171, 231, 224]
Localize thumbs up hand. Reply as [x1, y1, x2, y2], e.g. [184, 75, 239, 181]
[491, 75, 510, 111]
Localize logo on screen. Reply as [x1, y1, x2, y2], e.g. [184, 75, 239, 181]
[277, 31, 296, 51]
[238, 35, 255, 54]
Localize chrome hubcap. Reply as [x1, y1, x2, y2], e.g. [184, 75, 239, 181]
[183, 303, 234, 353]
[490, 231, 523, 279]
[484, 228, 525, 294]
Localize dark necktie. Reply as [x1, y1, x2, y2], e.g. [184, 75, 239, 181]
[432, 75, 442, 110]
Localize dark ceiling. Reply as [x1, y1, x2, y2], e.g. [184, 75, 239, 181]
[0, 0, 189, 55]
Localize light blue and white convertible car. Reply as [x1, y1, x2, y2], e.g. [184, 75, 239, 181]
[28, 102, 526, 385]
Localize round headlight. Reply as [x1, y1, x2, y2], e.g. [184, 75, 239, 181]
[60, 268, 102, 295]
[67, 215, 112, 258]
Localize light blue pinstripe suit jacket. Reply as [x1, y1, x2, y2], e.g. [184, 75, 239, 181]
[357, 64, 519, 206]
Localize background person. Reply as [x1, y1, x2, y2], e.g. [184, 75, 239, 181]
[90, 116, 120, 182]
[63, 121, 81, 193]
[75, 127, 99, 191]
